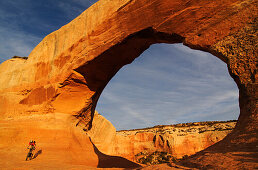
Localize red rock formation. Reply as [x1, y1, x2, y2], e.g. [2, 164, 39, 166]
[0, 0, 257, 169]
[0, 112, 141, 169]
[88, 114, 236, 161]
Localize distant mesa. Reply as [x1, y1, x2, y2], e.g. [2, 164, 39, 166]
[88, 113, 237, 162]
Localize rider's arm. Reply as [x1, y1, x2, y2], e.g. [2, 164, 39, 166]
[27, 143, 31, 149]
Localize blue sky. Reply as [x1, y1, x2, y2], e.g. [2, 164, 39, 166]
[0, 0, 97, 61]
[0, 0, 239, 130]
[97, 44, 239, 130]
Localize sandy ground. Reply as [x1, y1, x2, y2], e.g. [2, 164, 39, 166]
[1, 113, 255, 169]
[0, 113, 142, 169]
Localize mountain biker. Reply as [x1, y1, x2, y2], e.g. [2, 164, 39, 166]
[28, 140, 36, 150]
[26, 140, 36, 161]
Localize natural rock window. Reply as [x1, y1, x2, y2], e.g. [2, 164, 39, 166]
[96, 43, 239, 130]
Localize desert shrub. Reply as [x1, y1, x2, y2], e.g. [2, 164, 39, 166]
[12, 56, 28, 60]
[135, 151, 176, 165]
[181, 155, 189, 160]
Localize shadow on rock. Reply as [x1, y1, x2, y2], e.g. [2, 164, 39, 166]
[89, 138, 142, 168]
[33, 149, 42, 159]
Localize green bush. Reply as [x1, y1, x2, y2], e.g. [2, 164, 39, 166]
[135, 151, 177, 165]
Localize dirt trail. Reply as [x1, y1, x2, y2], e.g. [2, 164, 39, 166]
[0, 113, 140, 169]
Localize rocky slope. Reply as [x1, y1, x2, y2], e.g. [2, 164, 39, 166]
[0, 0, 257, 169]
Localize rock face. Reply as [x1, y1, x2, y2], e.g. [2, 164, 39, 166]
[88, 114, 236, 161]
[87, 112, 117, 154]
[0, 112, 141, 169]
[0, 113, 100, 169]
[0, 0, 257, 169]
[115, 121, 236, 160]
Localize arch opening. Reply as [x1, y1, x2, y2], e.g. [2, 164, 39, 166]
[74, 28, 244, 161]
[73, 27, 256, 158]
[96, 43, 240, 130]
[89, 42, 240, 160]
[82, 40, 242, 161]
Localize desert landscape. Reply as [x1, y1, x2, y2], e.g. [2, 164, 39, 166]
[0, 111, 236, 169]
[0, 0, 257, 169]
[88, 112, 237, 161]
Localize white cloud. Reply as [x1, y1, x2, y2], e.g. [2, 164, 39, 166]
[57, 0, 98, 20]
[0, 0, 56, 62]
[0, 0, 98, 63]
[97, 43, 239, 130]
[57, 2, 83, 20]
[0, 26, 41, 61]
[122, 106, 150, 124]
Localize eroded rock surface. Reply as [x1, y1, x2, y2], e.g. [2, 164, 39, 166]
[0, 112, 141, 169]
[116, 121, 237, 160]
[88, 114, 236, 161]
[0, 0, 257, 169]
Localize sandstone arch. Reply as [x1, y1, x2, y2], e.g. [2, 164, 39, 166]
[0, 0, 257, 168]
